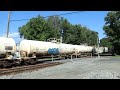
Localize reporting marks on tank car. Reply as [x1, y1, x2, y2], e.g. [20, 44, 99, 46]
[5, 46, 13, 50]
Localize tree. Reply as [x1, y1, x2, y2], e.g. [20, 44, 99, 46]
[100, 38, 112, 48]
[60, 17, 72, 43]
[63, 24, 98, 45]
[47, 16, 61, 38]
[19, 15, 60, 41]
[103, 11, 120, 54]
[19, 15, 98, 47]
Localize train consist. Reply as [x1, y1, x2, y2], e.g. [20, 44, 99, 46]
[0, 37, 110, 68]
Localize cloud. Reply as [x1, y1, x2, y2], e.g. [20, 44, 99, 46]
[8, 32, 23, 43]
[0, 32, 20, 38]
[8, 32, 19, 38]
[0, 32, 23, 43]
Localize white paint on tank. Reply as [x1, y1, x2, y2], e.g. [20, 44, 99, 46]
[0, 37, 16, 56]
[58, 43, 75, 54]
[104, 47, 108, 53]
[75, 45, 93, 53]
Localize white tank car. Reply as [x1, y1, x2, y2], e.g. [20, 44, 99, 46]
[94, 47, 98, 53]
[79, 45, 87, 52]
[86, 46, 94, 52]
[0, 37, 16, 58]
[73, 45, 93, 53]
[58, 43, 75, 55]
[99, 47, 104, 53]
[19, 39, 59, 57]
[95, 47, 104, 54]
[74, 45, 81, 53]
[78, 45, 93, 53]
[104, 47, 108, 53]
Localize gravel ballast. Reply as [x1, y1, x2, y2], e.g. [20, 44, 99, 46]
[0, 56, 120, 79]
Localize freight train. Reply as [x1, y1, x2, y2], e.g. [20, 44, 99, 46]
[0, 37, 111, 68]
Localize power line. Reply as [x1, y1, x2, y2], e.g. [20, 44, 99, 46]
[10, 11, 83, 22]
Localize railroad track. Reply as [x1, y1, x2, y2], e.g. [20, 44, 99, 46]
[0, 62, 63, 76]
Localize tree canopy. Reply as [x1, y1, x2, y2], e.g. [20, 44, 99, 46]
[103, 11, 120, 54]
[19, 15, 98, 46]
[100, 38, 112, 48]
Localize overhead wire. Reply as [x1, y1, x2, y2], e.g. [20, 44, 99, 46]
[10, 11, 83, 22]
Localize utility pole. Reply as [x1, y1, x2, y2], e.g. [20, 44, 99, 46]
[59, 20, 63, 43]
[6, 11, 11, 37]
[60, 29, 63, 43]
[97, 37, 100, 58]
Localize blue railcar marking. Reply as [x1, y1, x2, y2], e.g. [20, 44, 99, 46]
[48, 48, 59, 55]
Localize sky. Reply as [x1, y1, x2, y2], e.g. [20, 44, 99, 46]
[0, 11, 108, 43]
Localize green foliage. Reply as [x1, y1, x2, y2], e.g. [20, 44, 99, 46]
[19, 15, 60, 41]
[100, 38, 112, 48]
[19, 15, 98, 46]
[103, 11, 120, 54]
[64, 24, 98, 45]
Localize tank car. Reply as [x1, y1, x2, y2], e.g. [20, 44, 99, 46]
[76, 45, 93, 53]
[0, 37, 16, 58]
[74, 45, 81, 53]
[58, 43, 75, 55]
[104, 47, 108, 53]
[19, 39, 59, 57]
[84, 46, 93, 52]
[94, 46, 107, 54]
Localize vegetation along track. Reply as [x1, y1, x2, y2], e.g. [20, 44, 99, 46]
[0, 62, 63, 76]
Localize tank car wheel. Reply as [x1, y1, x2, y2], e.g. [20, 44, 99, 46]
[32, 53, 36, 58]
[20, 60, 28, 66]
[65, 56, 68, 59]
[29, 59, 36, 65]
[23, 61, 29, 66]
[1, 61, 12, 68]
